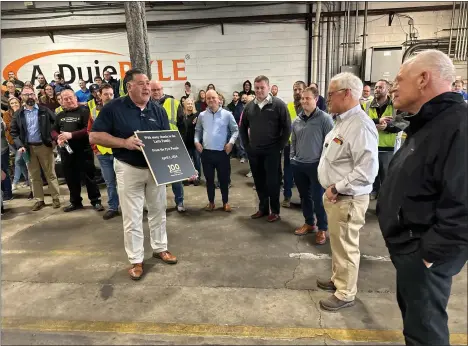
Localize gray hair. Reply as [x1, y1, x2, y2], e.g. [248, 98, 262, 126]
[404, 49, 455, 84]
[330, 72, 363, 101]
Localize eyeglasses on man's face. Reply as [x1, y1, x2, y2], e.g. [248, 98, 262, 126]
[327, 88, 347, 99]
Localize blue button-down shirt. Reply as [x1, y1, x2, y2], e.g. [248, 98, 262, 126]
[194, 106, 239, 151]
[24, 104, 41, 143]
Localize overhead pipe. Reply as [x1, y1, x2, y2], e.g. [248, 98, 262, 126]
[325, 13, 332, 95]
[455, 1, 463, 60]
[448, 2, 456, 56]
[346, 2, 353, 64]
[461, 3, 468, 60]
[342, 1, 348, 66]
[307, 3, 313, 85]
[312, 1, 322, 83]
[458, 2, 465, 60]
[361, 1, 368, 79]
[335, 1, 342, 74]
[353, 2, 359, 65]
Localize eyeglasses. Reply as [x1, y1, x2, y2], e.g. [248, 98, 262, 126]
[327, 88, 347, 98]
[21, 93, 35, 97]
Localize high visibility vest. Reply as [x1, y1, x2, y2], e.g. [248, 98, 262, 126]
[365, 101, 397, 148]
[162, 97, 179, 131]
[360, 96, 374, 111]
[287, 102, 299, 143]
[55, 106, 63, 114]
[119, 79, 127, 97]
[87, 99, 96, 110]
[90, 107, 113, 155]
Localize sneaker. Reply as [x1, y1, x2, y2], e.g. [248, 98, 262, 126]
[176, 203, 186, 212]
[93, 203, 105, 212]
[282, 198, 291, 208]
[12, 184, 18, 191]
[103, 210, 120, 220]
[246, 171, 253, 178]
[240, 158, 246, 163]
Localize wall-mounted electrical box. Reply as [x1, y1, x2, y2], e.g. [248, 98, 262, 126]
[340, 65, 360, 76]
[363, 46, 403, 83]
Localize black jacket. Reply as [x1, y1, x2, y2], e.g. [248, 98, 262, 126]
[377, 92, 468, 263]
[239, 96, 291, 154]
[10, 104, 56, 148]
[177, 111, 199, 149]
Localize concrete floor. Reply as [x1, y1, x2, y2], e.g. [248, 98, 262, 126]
[1, 160, 467, 345]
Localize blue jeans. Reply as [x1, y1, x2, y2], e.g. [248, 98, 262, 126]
[292, 160, 328, 230]
[1, 150, 12, 199]
[97, 154, 119, 211]
[172, 181, 184, 205]
[12, 146, 29, 185]
[235, 136, 247, 159]
[283, 145, 294, 199]
[187, 147, 201, 177]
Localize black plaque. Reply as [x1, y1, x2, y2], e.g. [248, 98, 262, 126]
[135, 130, 196, 186]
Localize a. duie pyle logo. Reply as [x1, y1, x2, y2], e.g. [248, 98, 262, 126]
[2, 49, 187, 85]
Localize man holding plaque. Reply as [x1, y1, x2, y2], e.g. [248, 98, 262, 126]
[89, 69, 178, 281]
[194, 90, 239, 212]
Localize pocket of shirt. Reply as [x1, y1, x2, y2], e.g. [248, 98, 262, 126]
[325, 140, 342, 162]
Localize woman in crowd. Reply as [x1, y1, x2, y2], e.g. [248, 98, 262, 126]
[177, 98, 201, 186]
[206, 83, 216, 91]
[239, 80, 255, 97]
[39, 84, 60, 112]
[195, 90, 207, 112]
[2, 97, 29, 192]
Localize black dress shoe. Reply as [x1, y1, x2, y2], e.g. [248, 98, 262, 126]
[93, 203, 105, 212]
[103, 210, 120, 220]
[63, 204, 84, 212]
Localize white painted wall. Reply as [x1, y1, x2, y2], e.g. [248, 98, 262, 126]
[1, 1, 465, 103]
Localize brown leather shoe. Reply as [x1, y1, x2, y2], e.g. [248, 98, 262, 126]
[32, 201, 46, 211]
[128, 263, 143, 280]
[52, 198, 61, 209]
[316, 230, 327, 245]
[153, 250, 178, 264]
[223, 203, 232, 212]
[267, 213, 281, 222]
[294, 224, 316, 236]
[317, 278, 336, 292]
[204, 203, 215, 211]
[251, 211, 267, 219]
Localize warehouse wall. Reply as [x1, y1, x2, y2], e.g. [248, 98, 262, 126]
[1, 1, 465, 102]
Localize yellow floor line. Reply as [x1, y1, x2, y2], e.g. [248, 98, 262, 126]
[2, 318, 467, 344]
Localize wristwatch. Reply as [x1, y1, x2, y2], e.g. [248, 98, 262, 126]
[331, 186, 338, 195]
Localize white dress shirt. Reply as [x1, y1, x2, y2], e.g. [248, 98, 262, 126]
[318, 104, 378, 196]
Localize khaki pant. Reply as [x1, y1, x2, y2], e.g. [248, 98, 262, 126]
[27, 144, 60, 202]
[114, 159, 168, 264]
[323, 194, 369, 302]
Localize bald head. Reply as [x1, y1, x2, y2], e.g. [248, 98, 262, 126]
[150, 80, 164, 101]
[392, 49, 455, 114]
[206, 90, 220, 111]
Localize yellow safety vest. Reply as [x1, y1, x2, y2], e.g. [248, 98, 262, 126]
[119, 78, 126, 97]
[360, 96, 374, 111]
[287, 102, 299, 142]
[365, 100, 397, 148]
[162, 97, 179, 131]
[55, 106, 63, 114]
[88, 99, 96, 110]
[90, 107, 113, 155]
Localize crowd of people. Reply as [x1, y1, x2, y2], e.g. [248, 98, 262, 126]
[1, 48, 467, 345]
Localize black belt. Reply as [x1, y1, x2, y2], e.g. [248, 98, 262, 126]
[28, 142, 43, 146]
